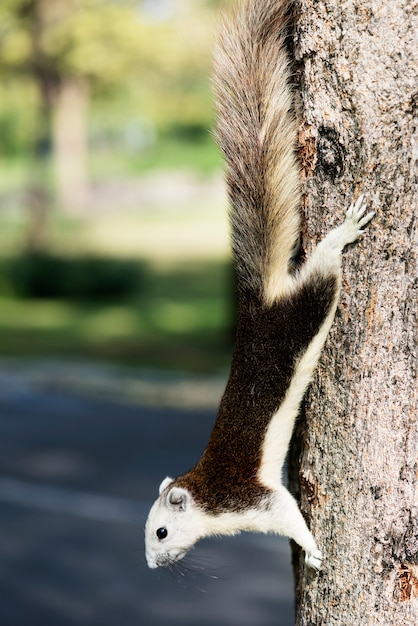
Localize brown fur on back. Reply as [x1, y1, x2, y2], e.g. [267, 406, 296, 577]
[175, 272, 337, 513]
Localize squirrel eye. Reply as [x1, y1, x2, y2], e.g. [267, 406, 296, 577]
[156, 527, 168, 540]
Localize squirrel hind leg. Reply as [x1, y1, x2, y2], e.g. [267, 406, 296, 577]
[320, 195, 375, 255]
[295, 194, 375, 287]
[342, 194, 375, 244]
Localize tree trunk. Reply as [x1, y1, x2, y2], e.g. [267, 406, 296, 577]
[289, 0, 417, 623]
[52, 78, 89, 213]
[25, 88, 51, 253]
[25, 0, 54, 253]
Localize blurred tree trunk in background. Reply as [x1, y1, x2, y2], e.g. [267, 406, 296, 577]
[289, 0, 417, 623]
[25, 0, 90, 250]
[25, 0, 55, 252]
[53, 78, 89, 213]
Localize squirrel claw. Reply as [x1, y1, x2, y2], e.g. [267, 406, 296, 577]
[305, 549, 323, 571]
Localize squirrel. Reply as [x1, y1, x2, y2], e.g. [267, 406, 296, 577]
[145, 0, 374, 571]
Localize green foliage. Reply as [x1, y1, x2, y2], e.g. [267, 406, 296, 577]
[0, 79, 38, 157]
[0, 0, 218, 141]
[0, 0, 143, 83]
[0, 110, 22, 157]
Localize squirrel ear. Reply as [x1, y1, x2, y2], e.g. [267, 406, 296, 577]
[159, 476, 173, 495]
[167, 486, 190, 512]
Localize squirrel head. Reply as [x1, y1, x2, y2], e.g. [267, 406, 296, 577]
[145, 477, 203, 569]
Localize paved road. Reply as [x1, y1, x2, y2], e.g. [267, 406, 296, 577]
[0, 382, 294, 626]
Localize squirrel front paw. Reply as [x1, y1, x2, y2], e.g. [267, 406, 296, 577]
[305, 548, 323, 571]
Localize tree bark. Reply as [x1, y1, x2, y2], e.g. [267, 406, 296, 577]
[289, 0, 417, 624]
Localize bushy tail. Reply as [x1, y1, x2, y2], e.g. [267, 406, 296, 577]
[213, 0, 301, 304]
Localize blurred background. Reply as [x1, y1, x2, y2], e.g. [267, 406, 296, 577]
[0, 0, 233, 373]
[0, 1, 294, 624]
